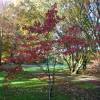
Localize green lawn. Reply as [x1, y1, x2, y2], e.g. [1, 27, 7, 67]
[0, 65, 71, 100]
[72, 81, 96, 89]
[0, 65, 97, 100]
[0, 86, 71, 100]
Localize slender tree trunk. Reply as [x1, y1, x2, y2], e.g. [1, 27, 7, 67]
[50, 58, 56, 97]
[0, 27, 3, 65]
[46, 57, 52, 100]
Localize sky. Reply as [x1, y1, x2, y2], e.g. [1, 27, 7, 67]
[0, 0, 18, 9]
[0, 0, 22, 11]
[0, 0, 10, 9]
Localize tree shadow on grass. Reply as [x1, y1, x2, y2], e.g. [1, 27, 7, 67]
[0, 86, 71, 100]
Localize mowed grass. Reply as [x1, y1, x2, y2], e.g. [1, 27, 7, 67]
[0, 65, 71, 100]
[0, 86, 71, 100]
[0, 64, 97, 100]
[72, 81, 96, 89]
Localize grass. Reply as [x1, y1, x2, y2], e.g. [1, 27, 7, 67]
[22, 64, 68, 72]
[0, 87, 48, 100]
[0, 87, 71, 100]
[0, 64, 98, 100]
[0, 65, 71, 100]
[73, 81, 96, 89]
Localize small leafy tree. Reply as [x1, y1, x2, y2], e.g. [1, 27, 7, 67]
[8, 3, 62, 100]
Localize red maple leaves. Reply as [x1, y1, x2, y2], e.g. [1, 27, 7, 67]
[8, 37, 53, 64]
[6, 3, 99, 65]
[0, 65, 22, 74]
[57, 34, 86, 55]
[67, 26, 81, 34]
[23, 3, 62, 34]
[95, 24, 100, 31]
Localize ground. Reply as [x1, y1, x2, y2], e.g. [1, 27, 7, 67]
[0, 65, 100, 100]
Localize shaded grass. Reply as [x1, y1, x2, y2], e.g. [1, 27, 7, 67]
[73, 81, 96, 89]
[0, 67, 71, 100]
[0, 86, 71, 100]
[0, 64, 98, 100]
[0, 87, 48, 100]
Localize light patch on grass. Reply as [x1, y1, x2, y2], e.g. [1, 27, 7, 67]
[0, 77, 4, 81]
[22, 64, 68, 72]
[10, 78, 47, 88]
[23, 67, 42, 72]
[11, 81, 25, 85]
[29, 78, 40, 81]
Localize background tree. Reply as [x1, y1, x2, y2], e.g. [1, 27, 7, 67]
[54, 0, 100, 74]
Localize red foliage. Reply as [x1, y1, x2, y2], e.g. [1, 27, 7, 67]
[8, 38, 53, 64]
[63, 48, 79, 55]
[95, 24, 100, 31]
[67, 26, 81, 34]
[7, 3, 99, 66]
[37, 40, 53, 52]
[23, 3, 63, 34]
[56, 34, 86, 55]
[57, 35, 86, 46]
[8, 32, 87, 64]
[0, 65, 22, 74]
